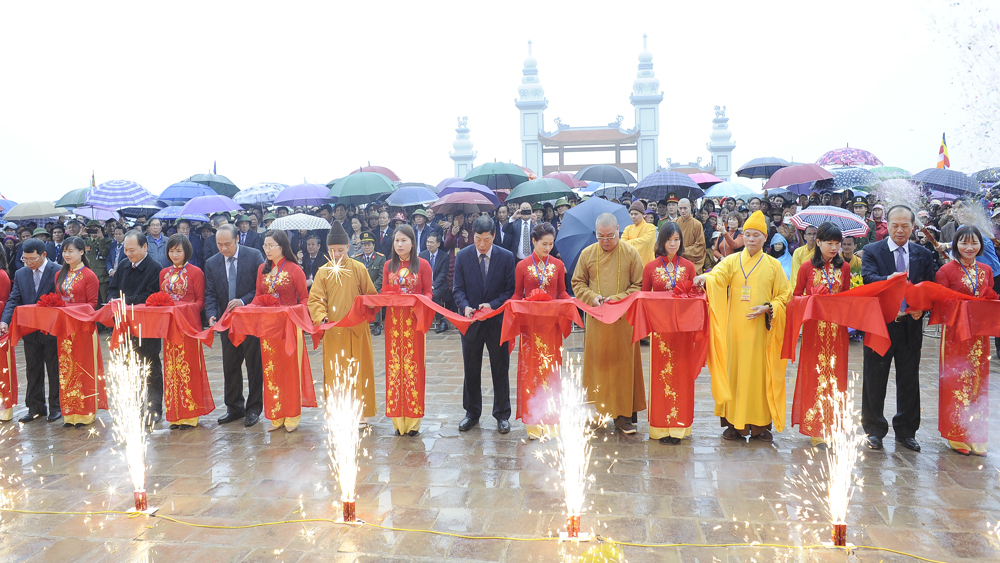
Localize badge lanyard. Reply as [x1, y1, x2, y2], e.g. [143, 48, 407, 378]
[960, 262, 979, 296]
[61, 267, 81, 300]
[820, 262, 836, 293]
[659, 256, 678, 290]
[739, 251, 763, 301]
[531, 253, 550, 288]
[266, 259, 286, 295]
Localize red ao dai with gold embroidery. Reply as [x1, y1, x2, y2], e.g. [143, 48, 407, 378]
[54, 266, 107, 425]
[381, 259, 433, 427]
[159, 264, 215, 424]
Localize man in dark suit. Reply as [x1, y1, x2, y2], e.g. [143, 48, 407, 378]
[0, 239, 61, 423]
[203, 214, 228, 263]
[861, 205, 938, 452]
[411, 209, 439, 253]
[351, 231, 385, 336]
[453, 216, 516, 434]
[108, 231, 167, 422]
[419, 231, 452, 334]
[205, 224, 266, 427]
[502, 202, 536, 259]
[236, 215, 263, 251]
[375, 210, 393, 257]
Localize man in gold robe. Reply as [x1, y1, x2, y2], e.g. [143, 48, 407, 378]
[308, 222, 379, 420]
[674, 198, 706, 273]
[694, 210, 791, 441]
[621, 201, 656, 264]
[572, 212, 645, 433]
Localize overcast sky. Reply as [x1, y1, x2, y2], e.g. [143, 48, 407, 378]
[0, 0, 989, 203]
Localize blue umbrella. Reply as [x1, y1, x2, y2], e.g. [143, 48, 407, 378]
[0, 199, 18, 213]
[86, 179, 156, 209]
[912, 167, 982, 197]
[703, 181, 760, 199]
[631, 171, 703, 201]
[274, 184, 335, 207]
[153, 206, 211, 222]
[437, 181, 502, 207]
[159, 181, 217, 204]
[555, 197, 632, 275]
[736, 157, 790, 180]
[385, 183, 438, 207]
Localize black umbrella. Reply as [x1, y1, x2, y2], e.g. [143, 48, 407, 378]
[631, 171, 703, 201]
[574, 165, 637, 185]
[186, 173, 239, 198]
[736, 157, 790, 180]
[912, 168, 983, 197]
[973, 167, 1000, 184]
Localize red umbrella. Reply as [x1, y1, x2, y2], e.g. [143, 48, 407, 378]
[350, 165, 401, 182]
[544, 171, 589, 189]
[763, 163, 834, 189]
[688, 173, 723, 188]
[430, 191, 497, 216]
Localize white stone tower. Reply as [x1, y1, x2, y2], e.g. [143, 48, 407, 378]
[629, 34, 663, 182]
[515, 40, 547, 177]
[706, 106, 736, 180]
[449, 116, 477, 177]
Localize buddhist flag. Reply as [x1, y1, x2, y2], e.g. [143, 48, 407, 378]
[936, 133, 950, 169]
[91, 171, 96, 187]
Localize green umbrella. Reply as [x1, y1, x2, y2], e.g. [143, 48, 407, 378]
[464, 162, 529, 191]
[504, 178, 575, 205]
[55, 187, 92, 208]
[869, 166, 911, 182]
[327, 172, 396, 205]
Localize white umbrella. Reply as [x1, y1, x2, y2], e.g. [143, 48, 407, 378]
[269, 213, 333, 231]
[4, 201, 70, 220]
[235, 183, 287, 206]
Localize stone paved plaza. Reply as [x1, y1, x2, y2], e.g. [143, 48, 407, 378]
[2, 325, 1000, 563]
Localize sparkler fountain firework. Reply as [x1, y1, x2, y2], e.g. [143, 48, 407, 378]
[325, 357, 367, 523]
[107, 300, 153, 514]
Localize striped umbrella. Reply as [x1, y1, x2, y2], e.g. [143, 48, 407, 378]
[791, 205, 870, 237]
[86, 180, 156, 209]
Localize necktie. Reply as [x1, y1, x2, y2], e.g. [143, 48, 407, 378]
[895, 246, 907, 312]
[479, 254, 487, 281]
[415, 229, 421, 251]
[228, 256, 237, 301]
[521, 221, 530, 256]
[33, 268, 41, 294]
[240, 233, 245, 245]
[430, 253, 436, 270]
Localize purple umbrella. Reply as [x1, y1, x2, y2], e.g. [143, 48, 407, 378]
[763, 163, 833, 189]
[179, 194, 242, 216]
[816, 146, 883, 167]
[434, 177, 463, 193]
[436, 181, 502, 207]
[274, 183, 335, 206]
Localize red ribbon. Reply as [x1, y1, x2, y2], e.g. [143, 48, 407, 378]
[37, 293, 66, 308]
[144, 292, 174, 307]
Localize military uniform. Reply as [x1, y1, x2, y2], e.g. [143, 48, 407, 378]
[84, 221, 111, 304]
[849, 195, 877, 252]
[352, 231, 386, 334]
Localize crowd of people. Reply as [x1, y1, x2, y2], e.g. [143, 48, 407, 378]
[0, 186, 994, 459]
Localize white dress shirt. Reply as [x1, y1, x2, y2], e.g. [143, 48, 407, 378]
[886, 238, 909, 273]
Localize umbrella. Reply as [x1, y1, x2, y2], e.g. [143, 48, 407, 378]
[764, 187, 797, 201]
[152, 206, 211, 222]
[55, 187, 92, 208]
[504, 178, 575, 205]
[4, 201, 70, 220]
[269, 213, 335, 232]
[736, 157, 790, 179]
[544, 171, 589, 189]
[434, 177, 462, 193]
[816, 146, 883, 167]
[973, 167, 1000, 184]
[385, 184, 439, 207]
[328, 172, 396, 205]
[86, 179, 156, 209]
[464, 162, 530, 191]
[703, 181, 760, 199]
[274, 183, 335, 207]
[234, 183, 287, 207]
[631, 171, 704, 201]
[912, 168, 982, 197]
[574, 164, 637, 185]
[179, 194, 243, 216]
[554, 197, 632, 275]
[763, 163, 833, 189]
[159, 181, 217, 204]
[72, 206, 117, 221]
[437, 181, 502, 207]
[813, 167, 878, 193]
[0, 199, 18, 214]
[592, 184, 631, 200]
[790, 205, 870, 237]
[928, 189, 959, 202]
[350, 165, 401, 182]
[516, 165, 538, 181]
[186, 173, 239, 198]
[429, 192, 497, 216]
[689, 173, 723, 188]
[869, 166, 912, 182]
[118, 202, 167, 217]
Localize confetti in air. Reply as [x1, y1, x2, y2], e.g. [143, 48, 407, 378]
[325, 357, 367, 523]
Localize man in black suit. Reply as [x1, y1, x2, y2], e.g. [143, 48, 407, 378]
[411, 209, 438, 253]
[503, 202, 536, 259]
[236, 215, 263, 251]
[453, 216, 516, 434]
[203, 214, 229, 263]
[205, 224, 266, 427]
[108, 231, 166, 422]
[861, 205, 938, 452]
[375, 210, 393, 257]
[0, 239, 61, 423]
[419, 231, 452, 334]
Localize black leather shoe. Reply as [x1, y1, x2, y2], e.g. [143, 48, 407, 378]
[46, 410, 62, 422]
[497, 419, 511, 434]
[458, 417, 478, 432]
[149, 412, 162, 424]
[371, 325, 382, 336]
[436, 322, 448, 334]
[18, 412, 42, 424]
[897, 437, 921, 452]
[866, 435, 883, 450]
[244, 412, 260, 427]
[218, 411, 245, 425]
[407, 430, 419, 437]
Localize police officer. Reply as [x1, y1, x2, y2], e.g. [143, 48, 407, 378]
[352, 231, 385, 336]
[84, 220, 111, 304]
[850, 195, 877, 253]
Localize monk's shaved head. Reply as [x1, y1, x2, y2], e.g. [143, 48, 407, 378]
[595, 213, 618, 229]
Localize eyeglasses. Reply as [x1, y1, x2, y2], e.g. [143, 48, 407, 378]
[596, 235, 618, 241]
[262, 243, 280, 249]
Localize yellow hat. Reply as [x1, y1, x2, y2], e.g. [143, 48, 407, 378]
[743, 210, 768, 234]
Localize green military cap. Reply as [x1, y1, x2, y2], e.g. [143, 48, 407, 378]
[86, 220, 102, 227]
[264, 213, 277, 221]
[532, 203, 543, 211]
[359, 231, 376, 244]
[237, 215, 251, 224]
[32, 228, 48, 236]
[410, 209, 429, 219]
[555, 198, 570, 209]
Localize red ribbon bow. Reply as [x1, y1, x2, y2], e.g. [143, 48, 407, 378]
[145, 292, 174, 307]
[525, 288, 552, 302]
[670, 280, 702, 298]
[37, 293, 66, 308]
[251, 294, 280, 307]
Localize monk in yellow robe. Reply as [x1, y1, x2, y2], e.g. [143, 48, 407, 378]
[674, 198, 706, 273]
[790, 224, 817, 280]
[621, 201, 656, 264]
[572, 212, 646, 434]
[308, 224, 380, 420]
[694, 210, 791, 441]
